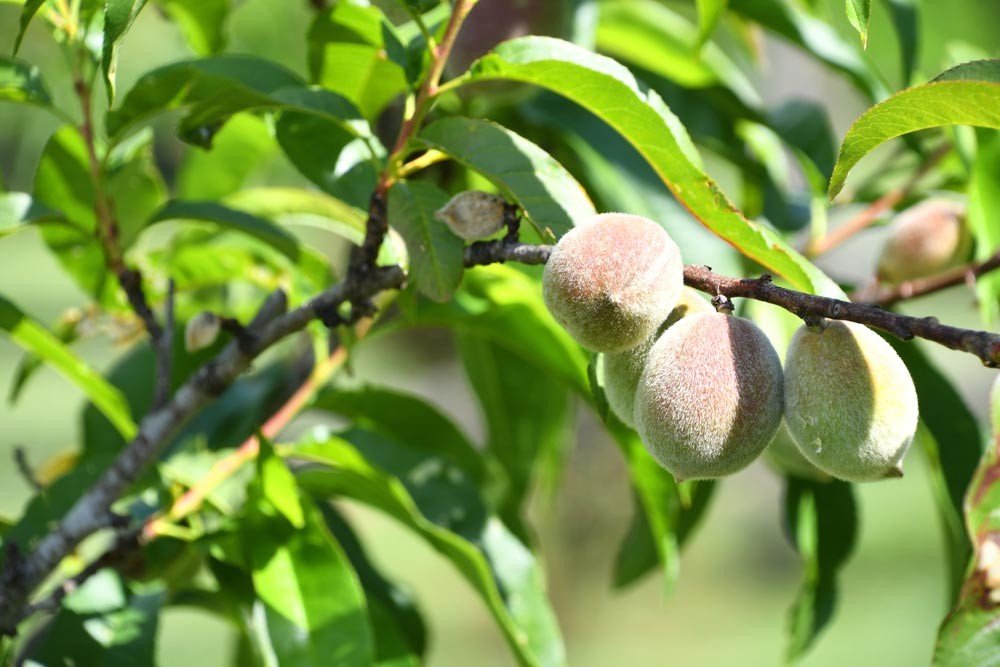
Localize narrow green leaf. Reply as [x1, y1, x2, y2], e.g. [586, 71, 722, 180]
[387, 180, 463, 302]
[417, 117, 596, 240]
[246, 454, 373, 667]
[845, 0, 872, 48]
[102, 0, 150, 104]
[695, 0, 729, 48]
[460, 37, 841, 296]
[884, 0, 918, 85]
[223, 186, 367, 243]
[0, 56, 51, 107]
[12, 0, 45, 54]
[888, 338, 980, 595]
[969, 129, 1000, 325]
[0, 295, 137, 439]
[155, 0, 231, 55]
[783, 478, 857, 662]
[290, 437, 565, 667]
[830, 60, 1000, 198]
[148, 200, 301, 261]
[256, 437, 305, 529]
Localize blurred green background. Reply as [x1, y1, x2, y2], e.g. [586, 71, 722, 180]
[2, 1, 999, 665]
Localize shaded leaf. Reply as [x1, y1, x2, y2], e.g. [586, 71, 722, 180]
[290, 436, 565, 667]
[102, 0, 150, 103]
[387, 180, 463, 302]
[783, 478, 857, 662]
[148, 200, 301, 261]
[968, 129, 1000, 325]
[176, 114, 274, 200]
[888, 337, 981, 595]
[884, 0, 918, 85]
[417, 117, 596, 240]
[695, 0, 729, 48]
[0, 57, 52, 107]
[845, 0, 872, 48]
[830, 60, 1000, 198]
[12, 0, 45, 54]
[155, 0, 231, 55]
[245, 442, 373, 667]
[307, 2, 409, 118]
[0, 294, 136, 439]
[461, 37, 841, 296]
[0, 192, 62, 236]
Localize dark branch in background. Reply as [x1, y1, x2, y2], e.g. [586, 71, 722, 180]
[13, 448, 43, 494]
[851, 249, 1000, 307]
[151, 279, 175, 410]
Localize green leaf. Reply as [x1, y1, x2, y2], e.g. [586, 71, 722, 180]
[695, 0, 729, 48]
[22, 573, 163, 667]
[275, 111, 382, 210]
[8, 308, 79, 404]
[290, 436, 565, 667]
[322, 507, 427, 664]
[783, 478, 857, 662]
[102, 0, 150, 104]
[246, 445, 373, 667]
[155, 0, 231, 55]
[0, 57, 52, 107]
[830, 60, 1000, 198]
[460, 37, 841, 296]
[596, 1, 759, 107]
[888, 338, 981, 595]
[148, 200, 301, 261]
[176, 114, 274, 200]
[605, 413, 714, 591]
[884, 0, 918, 85]
[417, 117, 596, 240]
[0, 192, 62, 236]
[969, 129, 1000, 325]
[845, 0, 872, 47]
[392, 264, 590, 396]
[387, 180, 463, 302]
[307, 2, 409, 119]
[223, 186, 367, 244]
[12, 0, 45, 54]
[107, 56, 374, 152]
[457, 334, 572, 535]
[0, 294, 137, 439]
[727, 0, 885, 100]
[310, 385, 486, 484]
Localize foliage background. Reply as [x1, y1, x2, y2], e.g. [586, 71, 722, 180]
[1, 0, 999, 665]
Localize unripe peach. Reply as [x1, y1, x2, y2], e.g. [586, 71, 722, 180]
[600, 288, 713, 427]
[765, 422, 832, 482]
[784, 320, 918, 482]
[634, 312, 784, 480]
[542, 213, 683, 353]
[877, 199, 969, 283]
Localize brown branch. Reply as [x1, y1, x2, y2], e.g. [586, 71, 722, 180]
[807, 143, 951, 257]
[851, 250, 1000, 307]
[151, 279, 174, 410]
[465, 239, 1000, 366]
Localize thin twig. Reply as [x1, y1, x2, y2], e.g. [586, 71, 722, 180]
[152, 280, 175, 410]
[807, 143, 952, 258]
[852, 250, 1000, 307]
[13, 448, 43, 493]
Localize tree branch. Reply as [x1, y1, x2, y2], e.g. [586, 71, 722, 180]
[851, 250, 1000, 307]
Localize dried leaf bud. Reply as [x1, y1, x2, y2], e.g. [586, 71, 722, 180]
[435, 190, 508, 240]
[185, 311, 221, 353]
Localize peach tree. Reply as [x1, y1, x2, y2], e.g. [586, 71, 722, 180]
[1, 0, 1000, 664]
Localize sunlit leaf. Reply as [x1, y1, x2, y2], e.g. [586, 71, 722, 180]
[0, 57, 52, 107]
[845, 0, 871, 48]
[102, 0, 150, 103]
